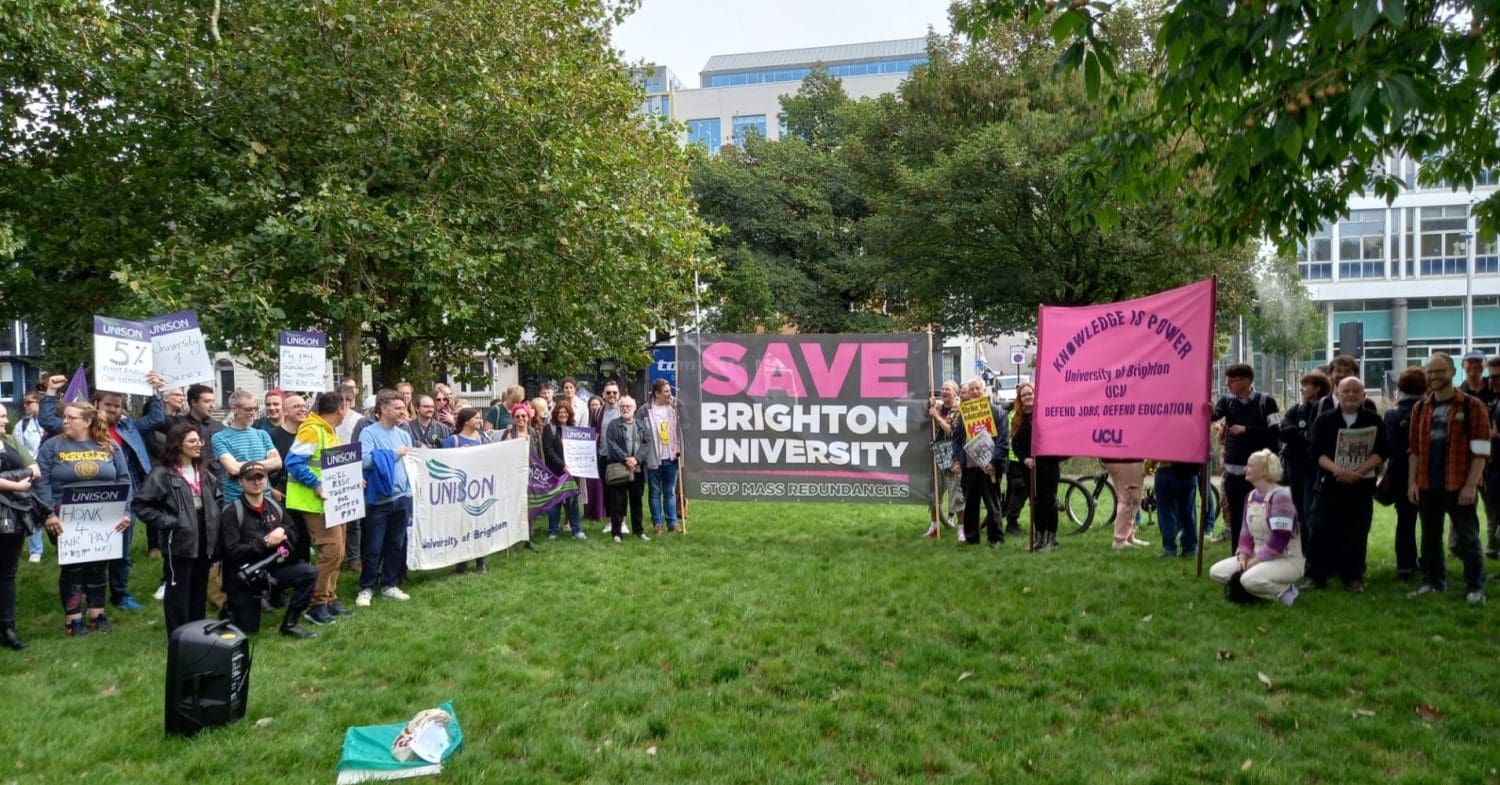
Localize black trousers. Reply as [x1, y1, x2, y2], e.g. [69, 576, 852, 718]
[1004, 463, 1028, 527]
[607, 470, 646, 537]
[228, 561, 317, 632]
[0, 532, 21, 625]
[163, 554, 210, 634]
[1032, 459, 1061, 535]
[1394, 494, 1420, 576]
[1222, 472, 1252, 550]
[1308, 478, 1374, 584]
[961, 467, 1002, 544]
[1418, 489, 1487, 592]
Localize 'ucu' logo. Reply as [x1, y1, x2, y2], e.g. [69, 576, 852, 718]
[1091, 428, 1124, 445]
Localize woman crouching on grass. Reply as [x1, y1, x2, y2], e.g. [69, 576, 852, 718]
[1209, 448, 1305, 607]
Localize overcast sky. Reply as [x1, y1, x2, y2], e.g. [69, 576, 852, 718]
[612, 0, 954, 86]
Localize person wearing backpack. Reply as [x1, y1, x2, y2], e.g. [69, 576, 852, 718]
[1385, 367, 1426, 580]
[1212, 364, 1281, 551]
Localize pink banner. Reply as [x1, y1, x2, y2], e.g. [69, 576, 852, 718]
[1033, 279, 1216, 462]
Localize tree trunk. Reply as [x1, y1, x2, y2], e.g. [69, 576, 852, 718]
[340, 314, 363, 391]
[374, 334, 414, 391]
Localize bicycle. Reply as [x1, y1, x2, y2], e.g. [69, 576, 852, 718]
[1063, 464, 1220, 535]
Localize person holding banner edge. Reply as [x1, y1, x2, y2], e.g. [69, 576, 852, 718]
[36, 401, 135, 637]
[641, 379, 682, 536]
[356, 390, 415, 608]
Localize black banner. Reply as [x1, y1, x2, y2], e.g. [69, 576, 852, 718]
[679, 333, 933, 504]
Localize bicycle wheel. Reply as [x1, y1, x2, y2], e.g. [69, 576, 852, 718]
[1058, 477, 1096, 534]
[1089, 475, 1118, 529]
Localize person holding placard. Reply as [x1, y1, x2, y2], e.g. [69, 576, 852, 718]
[132, 423, 223, 633]
[41, 373, 170, 611]
[542, 401, 585, 540]
[285, 391, 350, 626]
[36, 401, 134, 637]
[0, 407, 41, 649]
[949, 379, 1010, 548]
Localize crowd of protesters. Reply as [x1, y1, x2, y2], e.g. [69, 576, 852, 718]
[932, 351, 1494, 609]
[0, 370, 683, 648]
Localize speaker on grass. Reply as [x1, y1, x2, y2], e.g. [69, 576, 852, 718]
[165, 619, 252, 736]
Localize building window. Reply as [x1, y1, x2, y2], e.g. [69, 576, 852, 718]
[688, 118, 721, 153]
[642, 95, 671, 118]
[704, 56, 929, 87]
[455, 361, 488, 396]
[1337, 209, 1386, 279]
[1478, 229, 1499, 275]
[1419, 205, 1468, 276]
[732, 114, 766, 146]
[1298, 223, 1332, 280]
[0, 362, 13, 401]
[777, 113, 788, 139]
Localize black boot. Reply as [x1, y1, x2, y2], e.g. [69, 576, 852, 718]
[2, 624, 27, 650]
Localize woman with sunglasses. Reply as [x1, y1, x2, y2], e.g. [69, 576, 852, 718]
[36, 401, 134, 637]
[132, 422, 223, 632]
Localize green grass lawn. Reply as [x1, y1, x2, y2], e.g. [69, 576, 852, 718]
[2, 500, 1498, 784]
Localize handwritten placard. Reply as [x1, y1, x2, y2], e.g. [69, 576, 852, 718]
[562, 425, 599, 479]
[279, 330, 328, 392]
[321, 442, 365, 527]
[57, 484, 129, 565]
[92, 316, 153, 395]
[147, 310, 215, 388]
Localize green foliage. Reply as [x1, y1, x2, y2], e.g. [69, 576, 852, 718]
[1249, 251, 1326, 362]
[691, 77, 896, 334]
[849, 26, 1255, 338]
[0, 0, 712, 381]
[956, 0, 1500, 245]
[3, 501, 1497, 782]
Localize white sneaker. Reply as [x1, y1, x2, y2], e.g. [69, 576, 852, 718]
[613, 535, 623, 543]
[153, 583, 167, 601]
[573, 532, 587, 540]
[28, 553, 41, 564]
[1128, 537, 1151, 547]
[355, 589, 373, 607]
[381, 587, 410, 601]
[1466, 591, 1486, 605]
[639, 533, 651, 542]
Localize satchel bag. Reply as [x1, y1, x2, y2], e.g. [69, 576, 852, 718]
[1373, 471, 1398, 507]
[605, 462, 633, 486]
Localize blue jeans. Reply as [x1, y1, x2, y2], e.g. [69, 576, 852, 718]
[360, 497, 412, 592]
[109, 521, 134, 602]
[547, 496, 582, 536]
[26, 529, 43, 558]
[646, 459, 680, 529]
[1155, 469, 1199, 556]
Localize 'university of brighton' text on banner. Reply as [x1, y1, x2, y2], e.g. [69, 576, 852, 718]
[1034, 279, 1216, 462]
[404, 440, 529, 569]
[679, 333, 931, 504]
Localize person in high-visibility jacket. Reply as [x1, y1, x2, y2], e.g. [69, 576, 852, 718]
[285, 391, 349, 626]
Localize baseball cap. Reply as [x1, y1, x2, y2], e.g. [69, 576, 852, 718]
[1464, 349, 1486, 362]
[240, 462, 269, 480]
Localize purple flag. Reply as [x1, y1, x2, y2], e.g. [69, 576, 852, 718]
[62, 365, 90, 404]
[527, 452, 579, 521]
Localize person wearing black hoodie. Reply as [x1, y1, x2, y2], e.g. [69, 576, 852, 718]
[219, 462, 318, 638]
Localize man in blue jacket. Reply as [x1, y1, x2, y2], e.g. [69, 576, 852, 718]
[357, 389, 414, 608]
[40, 370, 170, 610]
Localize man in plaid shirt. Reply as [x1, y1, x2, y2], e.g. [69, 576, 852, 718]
[1407, 352, 1491, 604]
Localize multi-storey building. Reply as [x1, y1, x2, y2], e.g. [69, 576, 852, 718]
[637, 37, 929, 152]
[1296, 156, 1499, 388]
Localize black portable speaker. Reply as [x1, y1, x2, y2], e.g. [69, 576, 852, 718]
[165, 619, 253, 736]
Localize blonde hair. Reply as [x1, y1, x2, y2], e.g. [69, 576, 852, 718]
[63, 401, 116, 453]
[1248, 448, 1283, 483]
[502, 384, 526, 406]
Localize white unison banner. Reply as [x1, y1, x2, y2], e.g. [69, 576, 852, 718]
[404, 440, 529, 570]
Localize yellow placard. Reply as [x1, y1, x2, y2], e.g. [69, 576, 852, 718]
[960, 396, 997, 437]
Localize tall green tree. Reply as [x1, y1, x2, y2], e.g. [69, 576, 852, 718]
[956, 0, 1500, 244]
[847, 23, 1255, 339]
[1, 0, 712, 384]
[691, 68, 897, 333]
